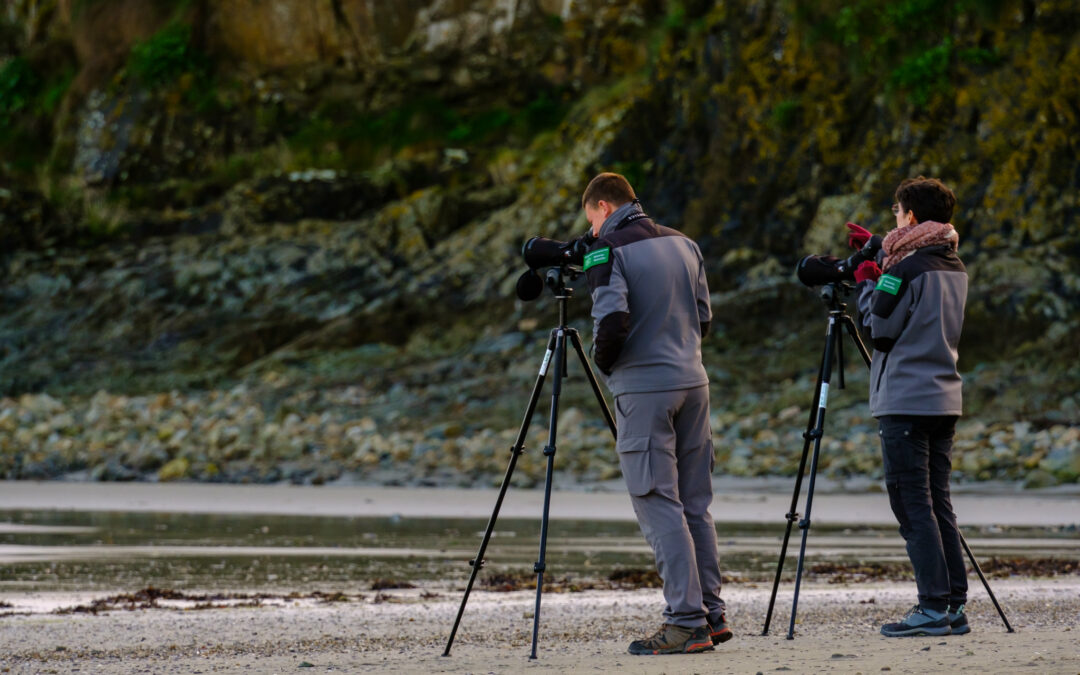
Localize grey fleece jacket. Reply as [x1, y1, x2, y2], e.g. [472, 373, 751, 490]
[584, 202, 711, 396]
[857, 243, 967, 417]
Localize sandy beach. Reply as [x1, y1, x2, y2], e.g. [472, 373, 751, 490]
[2, 581, 1078, 674]
[1, 481, 1078, 673]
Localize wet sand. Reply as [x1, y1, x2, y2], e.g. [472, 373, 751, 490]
[1, 481, 1078, 673]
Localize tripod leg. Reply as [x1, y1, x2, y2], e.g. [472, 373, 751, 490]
[836, 322, 846, 390]
[959, 532, 1015, 632]
[762, 317, 832, 636]
[442, 331, 555, 657]
[841, 315, 872, 368]
[786, 314, 841, 639]
[530, 328, 567, 660]
[567, 329, 617, 439]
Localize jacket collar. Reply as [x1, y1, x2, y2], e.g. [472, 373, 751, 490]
[598, 201, 644, 238]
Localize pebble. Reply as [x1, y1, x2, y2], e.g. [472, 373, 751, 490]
[0, 388, 1076, 487]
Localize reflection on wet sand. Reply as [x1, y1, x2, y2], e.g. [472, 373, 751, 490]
[1, 507, 1076, 599]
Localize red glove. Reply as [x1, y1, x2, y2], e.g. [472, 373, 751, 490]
[854, 260, 882, 284]
[846, 222, 872, 250]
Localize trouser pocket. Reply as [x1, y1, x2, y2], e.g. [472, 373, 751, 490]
[616, 435, 653, 497]
[886, 479, 912, 537]
[879, 416, 922, 538]
[878, 416, 921, 479]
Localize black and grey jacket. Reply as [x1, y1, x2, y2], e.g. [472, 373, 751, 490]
[584, 202, 711, 397]
[856, 243, 967, 417]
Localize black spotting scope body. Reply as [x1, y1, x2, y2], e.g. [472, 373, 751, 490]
[796, 235, 882, 287]
[516, 233, 596, 301]
[521, 235, 592, 269]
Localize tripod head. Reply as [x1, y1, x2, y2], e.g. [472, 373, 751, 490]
[544, 264, 582, 298]
[516, 263, 583, 304]
[543, 264, 584, 328]
[819, 281, 854, 313]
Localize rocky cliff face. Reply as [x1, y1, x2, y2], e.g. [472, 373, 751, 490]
[1, 1, 1078, 485]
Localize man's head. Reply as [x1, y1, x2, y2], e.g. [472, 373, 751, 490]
[582, 172, 636, 236]
[893, 176, 956, 228]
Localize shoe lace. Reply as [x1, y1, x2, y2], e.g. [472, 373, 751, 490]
[640, 624, 688, 648]
[640, 624, 671, 646]
[903, 604, 922, 619]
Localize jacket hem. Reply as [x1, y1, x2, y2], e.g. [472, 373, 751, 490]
[608, 378, 709, 398]
[871, 408, 963, 417]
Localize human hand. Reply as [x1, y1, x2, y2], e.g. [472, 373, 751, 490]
[854, 260, 882, 284]
[846, 222, 872, 250]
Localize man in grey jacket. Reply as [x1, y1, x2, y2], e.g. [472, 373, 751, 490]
[581, 172, 729, 655]
[852, 176, 970, 637]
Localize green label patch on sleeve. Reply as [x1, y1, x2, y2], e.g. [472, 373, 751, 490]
[876, 273, 902, 295]
[583, 247, 611, 270]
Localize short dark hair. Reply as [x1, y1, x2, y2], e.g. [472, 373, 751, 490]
[582, 172, 636, 209]
[895, 176, 956, 224]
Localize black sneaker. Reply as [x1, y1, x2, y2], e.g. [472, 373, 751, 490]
[708, 613, 733, 645]
[948, 604, 970, 635]
[880, 605, 952, 637]
[627, 624, 714, 655]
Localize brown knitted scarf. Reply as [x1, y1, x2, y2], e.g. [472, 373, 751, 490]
[881, 220, 959, 272]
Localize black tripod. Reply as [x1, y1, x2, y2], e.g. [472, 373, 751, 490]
[761, 282, 1014, 639]
[442, 265, 617, 660]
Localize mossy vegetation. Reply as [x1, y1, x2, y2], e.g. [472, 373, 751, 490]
[126, 22, 205, 88]
[0, 55, 74, 174]
[0, 57, 39, 127]
[283, 91, 571, 174]
[794, 0, 1011, 106]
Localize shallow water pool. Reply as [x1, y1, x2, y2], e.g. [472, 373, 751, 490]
[1, 509, 1075, 595]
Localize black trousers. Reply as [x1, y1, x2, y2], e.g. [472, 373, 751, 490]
[878, 415, 968, 613]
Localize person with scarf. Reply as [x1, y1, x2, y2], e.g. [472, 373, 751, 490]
[848, 177, 970, 637]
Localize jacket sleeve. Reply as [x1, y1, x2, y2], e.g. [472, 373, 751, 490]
[864, 270, 914, 353]
[586, 246, 629, 375]
[855, 278, 875, 344]
[695, 249, 712, 329]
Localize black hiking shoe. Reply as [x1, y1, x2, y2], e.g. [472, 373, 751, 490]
[708, 613, 733, 645]
[880, 605, 952, 637]
[627, 624, 714, 655]
[948, 604, 970, 635]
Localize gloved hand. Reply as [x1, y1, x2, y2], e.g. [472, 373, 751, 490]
[854, 260, 882, 284]
[846, 222, 873, 250]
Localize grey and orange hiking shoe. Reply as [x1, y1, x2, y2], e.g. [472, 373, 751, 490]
[948, 604, 970, 635]
[627, 624, 714, 655]
[880, 605, 951, 637]
[708, 613, 733, 645]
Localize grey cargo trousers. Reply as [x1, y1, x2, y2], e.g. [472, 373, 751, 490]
[614, 385, 725, 627]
